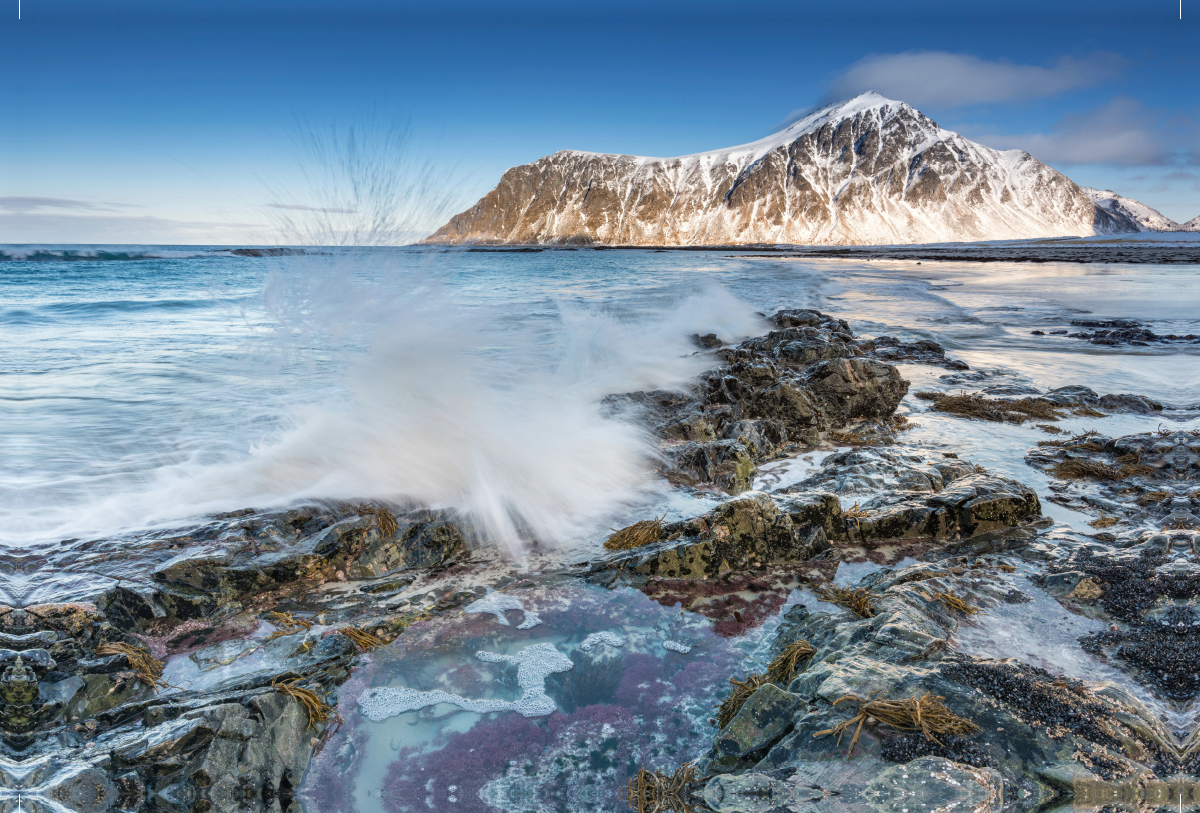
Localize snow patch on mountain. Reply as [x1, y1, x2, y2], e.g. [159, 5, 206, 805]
[1082, 188, 1179, 232]
[426, 92, 1137, 247]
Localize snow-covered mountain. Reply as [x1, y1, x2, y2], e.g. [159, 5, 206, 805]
[1181, 215, 1200, 232]
[425, 92, 1135, 246]
[1082, 187, 1180, 232]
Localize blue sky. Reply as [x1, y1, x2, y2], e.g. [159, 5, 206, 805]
[1, 0, 1197, 243]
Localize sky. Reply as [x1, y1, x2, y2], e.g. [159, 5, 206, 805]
[1, 0, 1197, 244]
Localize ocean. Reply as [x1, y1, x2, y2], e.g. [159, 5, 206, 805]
[4, 244, 1198, 555]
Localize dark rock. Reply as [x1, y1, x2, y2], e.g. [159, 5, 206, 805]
[713, 683, 800, 764]
[867, 335, 969, 370]
[591, 492, 831, 579]
[1096, 393, 1163, 414]
[799, 358, 908, 427]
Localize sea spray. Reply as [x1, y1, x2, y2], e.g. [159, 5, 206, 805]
[21, 253, 764, 554]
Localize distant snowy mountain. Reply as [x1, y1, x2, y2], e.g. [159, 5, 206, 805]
[425, 92, 1135, 246]
[1082, 187, 1180, 232]
[1181, 215, 1200, 232]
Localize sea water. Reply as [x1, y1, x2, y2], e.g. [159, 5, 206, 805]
[4, 244, 1198, 554]
[3, 244, 1200, 812]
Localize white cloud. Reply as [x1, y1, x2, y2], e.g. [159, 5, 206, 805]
[266, 203, 358, 214]
[0, 196, 137, 213]
[977, 97, 1196, 167]
[823, 51, 1126, 109]
[0, 211, 265, 244]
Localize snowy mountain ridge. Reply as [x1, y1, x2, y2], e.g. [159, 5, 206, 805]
[1081, 187, 1182, 232]
[424, 93, 1157, 246]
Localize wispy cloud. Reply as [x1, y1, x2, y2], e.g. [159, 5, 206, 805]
[822, 51, 1127, 109]
[266, 203, 358, 214]
[977, 97, 1198, 167]
[0, 196, 138, 213]
[0, 211, 265, 244]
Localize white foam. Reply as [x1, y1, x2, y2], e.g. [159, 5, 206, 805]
[356, 643, 573, 721]
[579, 631, 625, 651]
[464, 593, 542, 630]
[464, 593, 524, 626]
[515, 612, 542, 630]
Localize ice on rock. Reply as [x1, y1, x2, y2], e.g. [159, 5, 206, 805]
[464, 592, 540, 628]
[663, 641, 692, 653]
[579, 631, 625, 651]
[356, 643, 573, 721]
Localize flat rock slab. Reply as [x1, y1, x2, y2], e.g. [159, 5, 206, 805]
[714, 683, 801, 762]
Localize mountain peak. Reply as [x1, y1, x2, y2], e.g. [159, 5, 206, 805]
[425, 94, 1136, 246]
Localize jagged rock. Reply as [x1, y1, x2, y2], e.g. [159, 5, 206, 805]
[776, 492, 848, 543]
[591, 492, 831, 579]
[664, 439, 757, 494]
[350, 510, 468, 578]
[849, 473, 1043, 542]
[702, 771, 824, 812]
[795, 358, 908, 429]
[867, 336, 970, 370]
[1097, 393, 1164, 413]
[634, 309, 910, 493]
[713, 683, 801, 764]
[778, 448, 978, 496]
[707, 560, 1178, 811]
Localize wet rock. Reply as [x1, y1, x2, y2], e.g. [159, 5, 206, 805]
[867, 335, 970, 370]
[591, 492, 831, 579]
[1063, 319, 1194, 346]
[702, 771, 823, 813]
[836, 472, 1041, 544]
[664, 438, 757, 494]
[712, 683, 800, 764]
[1097, 393, 1164, 413]
[704, 757, 1001, 813]
[693, 557, 1179, 806]
[798, 358, 908, 429]
[777, 447, 978, 497]
[1026, 429, 1199, 533]
[351, 510, 468, 577]
[617, 310, 911, 493]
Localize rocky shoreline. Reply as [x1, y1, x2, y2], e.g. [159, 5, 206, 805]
[4, 309, 1197, 812]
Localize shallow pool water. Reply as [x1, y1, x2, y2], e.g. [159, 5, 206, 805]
[300, 581, 793, 813]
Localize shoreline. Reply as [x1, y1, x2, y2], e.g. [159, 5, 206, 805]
[5, 306, 1197, 811]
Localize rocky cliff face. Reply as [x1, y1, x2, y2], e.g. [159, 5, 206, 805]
[1082, 187, 1181, 232]
[426, 92, 1134, 246]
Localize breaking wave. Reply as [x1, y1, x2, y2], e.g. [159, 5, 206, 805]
[12, 253, 764, 555]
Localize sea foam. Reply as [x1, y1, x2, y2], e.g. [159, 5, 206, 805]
[356, 643, 573, 720]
